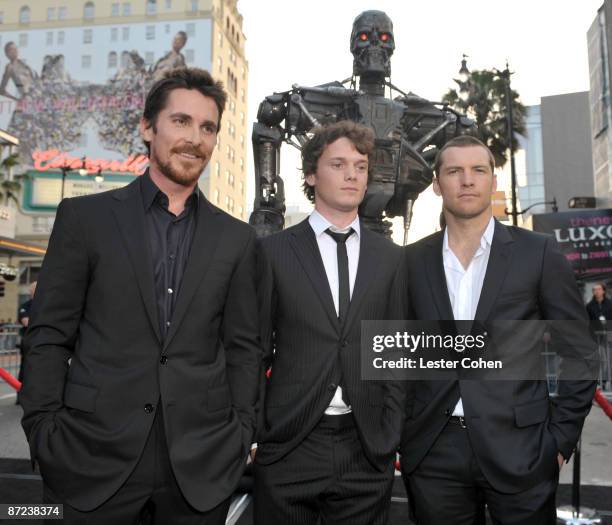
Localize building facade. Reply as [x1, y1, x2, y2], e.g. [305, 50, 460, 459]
[0, 0, 248, 319]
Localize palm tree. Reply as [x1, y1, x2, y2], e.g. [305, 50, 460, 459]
[443, 58, 527, 168]
[0, 152, 27, 207]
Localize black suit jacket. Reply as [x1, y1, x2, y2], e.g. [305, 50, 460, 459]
[21, 176, 261, 512]
[255, 218, 405, 471]
[399, 220, 596, 493]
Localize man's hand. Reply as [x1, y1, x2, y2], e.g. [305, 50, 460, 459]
[250, 447, 257, 461]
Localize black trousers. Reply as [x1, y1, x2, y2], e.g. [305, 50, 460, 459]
[43, 408, 230, 525]
[403, 419, 558, 525]
[254, 413, 394, 525]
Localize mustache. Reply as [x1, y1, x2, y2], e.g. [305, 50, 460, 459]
[172, 146, 202, 157]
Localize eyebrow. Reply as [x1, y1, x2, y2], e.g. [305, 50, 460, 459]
[328, 157, 368, 163]
[169, 112, 218, 130]
[444, 164, 490, 170]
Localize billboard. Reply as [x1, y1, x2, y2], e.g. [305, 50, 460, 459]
[532, 209, 612, 277]
[0, 19, 212, 166]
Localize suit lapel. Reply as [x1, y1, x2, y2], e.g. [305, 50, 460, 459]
[163, 197, 225, 350]
[111, 177, 162, 344]
[424, 231, 455, 320]
[474, 220, 515, 321]
[289, 220, 340, 334]
[342, 224, 378, 336]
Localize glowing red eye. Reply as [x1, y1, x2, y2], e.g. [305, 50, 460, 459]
[359, 32, 368, 41]
[380, 33, 389, 42]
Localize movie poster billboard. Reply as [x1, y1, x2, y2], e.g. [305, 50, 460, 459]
[533, 209, 612, 278]
[0, 19, 212, 208]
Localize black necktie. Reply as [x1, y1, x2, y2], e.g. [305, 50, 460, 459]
[325, 228, 354, 325]
[325, 227, 354, 406]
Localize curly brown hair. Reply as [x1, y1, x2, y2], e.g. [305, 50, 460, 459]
[301, 120, 375, 203]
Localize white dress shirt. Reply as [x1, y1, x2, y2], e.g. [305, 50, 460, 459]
[443, 216, 495, 416]
[309, 209, 360, 415]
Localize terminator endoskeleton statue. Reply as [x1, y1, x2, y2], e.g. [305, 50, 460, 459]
[249, 10, 475, 241]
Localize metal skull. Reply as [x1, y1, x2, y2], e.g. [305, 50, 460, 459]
[350, 10, 395, 78]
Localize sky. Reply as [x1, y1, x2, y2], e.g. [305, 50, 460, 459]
[238, 0, 603, 242]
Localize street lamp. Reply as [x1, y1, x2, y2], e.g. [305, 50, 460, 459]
[458, 54, 470, 102]
[60, 156, 88, 200]
[495, 61, 519, 226]
[504, 197, 558, 217]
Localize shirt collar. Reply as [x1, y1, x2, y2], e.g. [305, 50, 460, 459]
[309, 209, 361, 239]
[141, 170, 200, 212]
[443, 216, 495, 254]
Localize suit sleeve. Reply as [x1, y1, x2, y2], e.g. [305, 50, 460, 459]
[20, 198, 90, 462]
[222, 228, 262, 453]
[253, 239, 277, 442]
[384, 248, 410, 445]
[538, 236, 597, 460]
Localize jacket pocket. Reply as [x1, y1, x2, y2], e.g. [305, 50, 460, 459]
[514, 397, 550, 428]
[63, 382, 98, 413]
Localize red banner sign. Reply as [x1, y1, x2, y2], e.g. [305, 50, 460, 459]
[32, 149, 148, 175]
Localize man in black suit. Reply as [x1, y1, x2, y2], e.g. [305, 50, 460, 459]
[399, 135, 596, 524]
[20, 67, 260, 523]
[253, 121, 405, 524]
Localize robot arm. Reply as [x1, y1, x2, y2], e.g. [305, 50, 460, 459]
[249, 85, 358, 237]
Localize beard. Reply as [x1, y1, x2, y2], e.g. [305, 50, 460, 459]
[152, 147, 206, 187]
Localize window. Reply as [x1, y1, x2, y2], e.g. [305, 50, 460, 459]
[165, 23, 170, 33]
[58, 31, 65, 45]
[122, 26, 130, 40]
[47, 7, 56, 20]
[214, 188, 219, 203]
[146, 25, 155, 40]
[83, 1, 95, 19]
[217, 57, 222, 73]
[166, 0, 172, 7]
[19, 6, 30, 24]
[145, 51, 154, 66]
[108, 51, 117, 68]
[58, 6, 67, 20]
[217, 33, 222, 48]
[146, 0, 157, 15]
[82, 55, 92, 68]
[111, 3, 120, 16]
[186, 23, 195, 37]
[215, 162, 220, 177]
[190, 0, 199, 13]
[83, 29, 93, 44]
[111, 27, 118, 41]
[185, 49, 194, 63]
[120, 51, 130, 68]
[19, 264, 41, 286]
[18, 33, 28, 47]
[122, 2, 131, 16]
[46, 32, 53, 46]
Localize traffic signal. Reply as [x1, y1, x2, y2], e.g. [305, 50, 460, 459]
[0, 281, 5, 297]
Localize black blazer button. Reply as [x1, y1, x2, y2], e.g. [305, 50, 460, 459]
[144, 404, 155, 413]
[444, 409, 451, 416]
[160, 355, 168, 365]
[341, 340, 348, 348]
[328, 383, 337, 391]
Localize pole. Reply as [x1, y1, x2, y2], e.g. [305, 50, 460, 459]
[504, 63, 518, 226]
[60, 166, 67, 201]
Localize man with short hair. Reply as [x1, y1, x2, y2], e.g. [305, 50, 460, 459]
[399, 135, 596, 525]
[253, 120, 405, 524]
[21, 67, 260, 523]
[586, 282, 612, 322]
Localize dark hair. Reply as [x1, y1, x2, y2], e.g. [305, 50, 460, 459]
[4, 42, 15, 54]
[176, 30, 188, 41]
[433, 135, 495, 176]
[142, 67, 226, 155]
[301, 120, 375, 203]
[594, 282, 607, 292]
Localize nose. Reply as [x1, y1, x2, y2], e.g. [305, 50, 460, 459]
[186, 123, 202, 146]
[344, 166, 358, 181]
